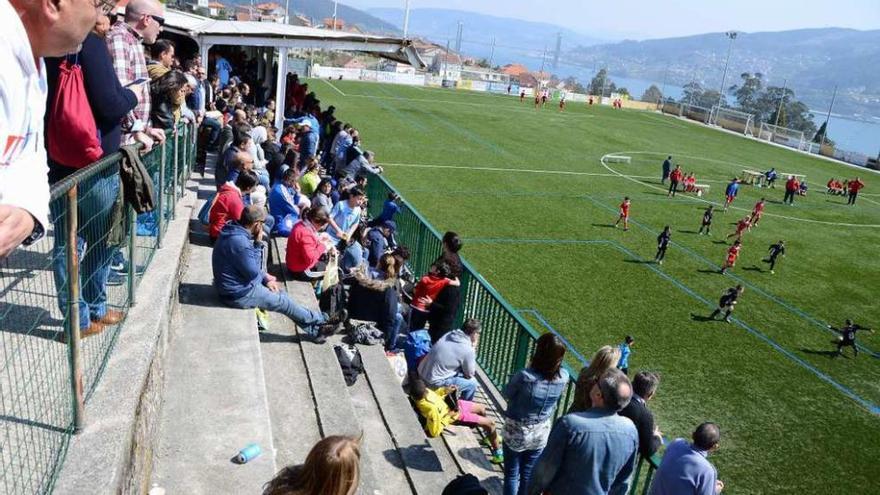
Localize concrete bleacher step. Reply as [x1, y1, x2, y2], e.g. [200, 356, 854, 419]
[358, 344, 459, 494]
[153, 241, 277, 494]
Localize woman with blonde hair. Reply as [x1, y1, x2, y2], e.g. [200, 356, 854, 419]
[263, 435, 361, 495]
[568, 345, 622, 413]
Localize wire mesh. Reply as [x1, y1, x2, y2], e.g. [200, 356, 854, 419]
[0, 122, 196, 494]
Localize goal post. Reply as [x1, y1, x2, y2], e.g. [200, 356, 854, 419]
[711, 106, 756, 136]
[758, 122, 808, 151]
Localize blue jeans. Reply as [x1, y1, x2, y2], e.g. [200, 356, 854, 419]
[52, 174, 119, 329]
[201, 117, 221, 148]
[503, 446, 542, 495]
[221, 283, 325, 335]
[385, 312, 404, 350]
[437, 374, 477, 401]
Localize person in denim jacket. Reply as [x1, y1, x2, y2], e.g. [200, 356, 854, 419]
[502, 333, 570, 495]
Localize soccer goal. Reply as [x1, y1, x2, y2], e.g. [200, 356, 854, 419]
[661, 99, 683, 117]
[680, 103, 712, 124]
[758, 122, 808, 151]
[711, 106, 756, 136]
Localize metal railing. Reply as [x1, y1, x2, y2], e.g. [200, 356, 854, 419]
[364, 174, 660, 492]
[0, 122, 196, 494]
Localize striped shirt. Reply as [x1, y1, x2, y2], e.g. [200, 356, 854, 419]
[106, 21, 150, 141]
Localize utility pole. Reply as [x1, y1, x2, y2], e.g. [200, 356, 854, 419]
[716, 31, 737, 120]
[444, 39, 450, 81]
[774, 78, 787, 127]
[659, 65, 669, 109]
[284, 0, 290, 24]
[454, 22, 463, 53]
[488, 37, 496, 67]
[539, 45, 547, 75]
[402, 0, 411, 38]
[820, 85, 837, 146]
[332, 0, 338, 30]
[553, 32, 562, 70]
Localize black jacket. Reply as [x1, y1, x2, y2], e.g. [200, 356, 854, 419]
[428, 285, 461, 343]
[347, 267, 399, 338]
[618, 395, 661, 462]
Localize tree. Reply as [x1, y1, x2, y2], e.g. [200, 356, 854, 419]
[813, 121, 835, 146]
[730, 72, 764, 115]
[617, 87, 630, 97]
[641, 84, 663, 103]
[475, 58, 491, 68]
[682, 81, 704, 105]
[564, 76, 586, 94]
[589, 69, 616, 97]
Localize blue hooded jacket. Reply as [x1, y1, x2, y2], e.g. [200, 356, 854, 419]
[212, 221, 265, 300]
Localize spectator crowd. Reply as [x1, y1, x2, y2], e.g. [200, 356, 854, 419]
[3, 2, 724, 494]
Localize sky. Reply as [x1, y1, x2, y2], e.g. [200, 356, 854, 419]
[341, 0, 880, 39]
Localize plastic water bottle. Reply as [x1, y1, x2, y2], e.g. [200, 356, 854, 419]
[235, 443, 262, 464]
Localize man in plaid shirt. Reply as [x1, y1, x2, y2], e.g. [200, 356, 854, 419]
[106, 0, 166, 149]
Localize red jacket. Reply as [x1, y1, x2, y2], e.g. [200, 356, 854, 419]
[209, 183, 244, 240]
[849, 180, 865, 193]
[670, 169, 683, 182]
[286, 220, 326, 272]
[786, 178, 799, 191]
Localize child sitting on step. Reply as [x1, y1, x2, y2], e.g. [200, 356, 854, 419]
[409, 378, 503, 464]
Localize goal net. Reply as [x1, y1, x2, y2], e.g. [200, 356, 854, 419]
[711, 106, 756, 136]
[758, 122, 808, 151]
[661, 99, 682, 117]
[681, 103, 712, 124]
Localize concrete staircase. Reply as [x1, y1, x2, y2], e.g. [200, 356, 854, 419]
[152, 162, 502, 495]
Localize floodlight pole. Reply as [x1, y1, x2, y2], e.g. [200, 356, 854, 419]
[716, 31, 737, 120]
[402, 0, 411, 38]
[332, 0, 338, 30]
[284, 0, 289, 24]
[774, 78, 787, 127]
[820, 84, 837, 146]
[488, 37, 496, 66]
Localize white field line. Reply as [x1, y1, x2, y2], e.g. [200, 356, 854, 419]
[599, 151, 880, 228]
[320, 79, 347, 96]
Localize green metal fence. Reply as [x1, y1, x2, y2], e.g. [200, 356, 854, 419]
[0, 122, 196, 494]
[365, 174, 660, 493]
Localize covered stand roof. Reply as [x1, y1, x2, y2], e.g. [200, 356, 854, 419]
[163, 9, 425, 68]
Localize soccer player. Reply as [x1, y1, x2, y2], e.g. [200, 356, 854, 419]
[848, 177, 865, 205]
[698, 205, 714, 235]
[726, 216, 751, 242]
[828, 319, 874, 357]
[723, 179, 740, 211]
[762, 240, 785, 274]
[750, 198, 766, 227]
[559, 95, 566, 111]
[617, 336, 634, 375]
[720, 240, 741, 274]
[667, 165, 683, 197]
[520, 89, 526, 103]
[614, 197, 631, 231]
[709, 285, 744, 323]
[765, 167, 778, 188]
[655, 226, 671, 264]
[783, 176, 799, 205]
[534, 92, 541, 110]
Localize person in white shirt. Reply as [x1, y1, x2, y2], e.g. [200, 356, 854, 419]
[0, 0, 103, 258]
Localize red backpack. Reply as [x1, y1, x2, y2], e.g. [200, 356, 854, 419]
[47, 57, 103, 168]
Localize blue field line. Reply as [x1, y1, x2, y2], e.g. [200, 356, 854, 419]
[465, 236, 880, 416]
[517, 308, 590, 368]
[579, 192, 880, 359]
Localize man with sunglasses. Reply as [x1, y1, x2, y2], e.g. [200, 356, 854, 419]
[106, 0, 166, 151]
[1, 0, 101, 258]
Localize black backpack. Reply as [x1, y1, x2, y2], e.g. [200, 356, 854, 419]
[319, 280, 347, 321]
[442, 474, 488, 495]
[333, 344, 364, 386]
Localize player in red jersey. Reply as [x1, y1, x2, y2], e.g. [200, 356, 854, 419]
[614, 197, 631, 231]
[749, 198, 766, 227]
[559, 95, 566, 111]
[720, 240, 742, 273]
[726, 216, 751, 242]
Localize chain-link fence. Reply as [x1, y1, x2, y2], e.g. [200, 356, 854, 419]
[0, 122, 196, 494]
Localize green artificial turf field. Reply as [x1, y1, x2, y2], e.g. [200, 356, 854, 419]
[313, 79, 880, 493]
